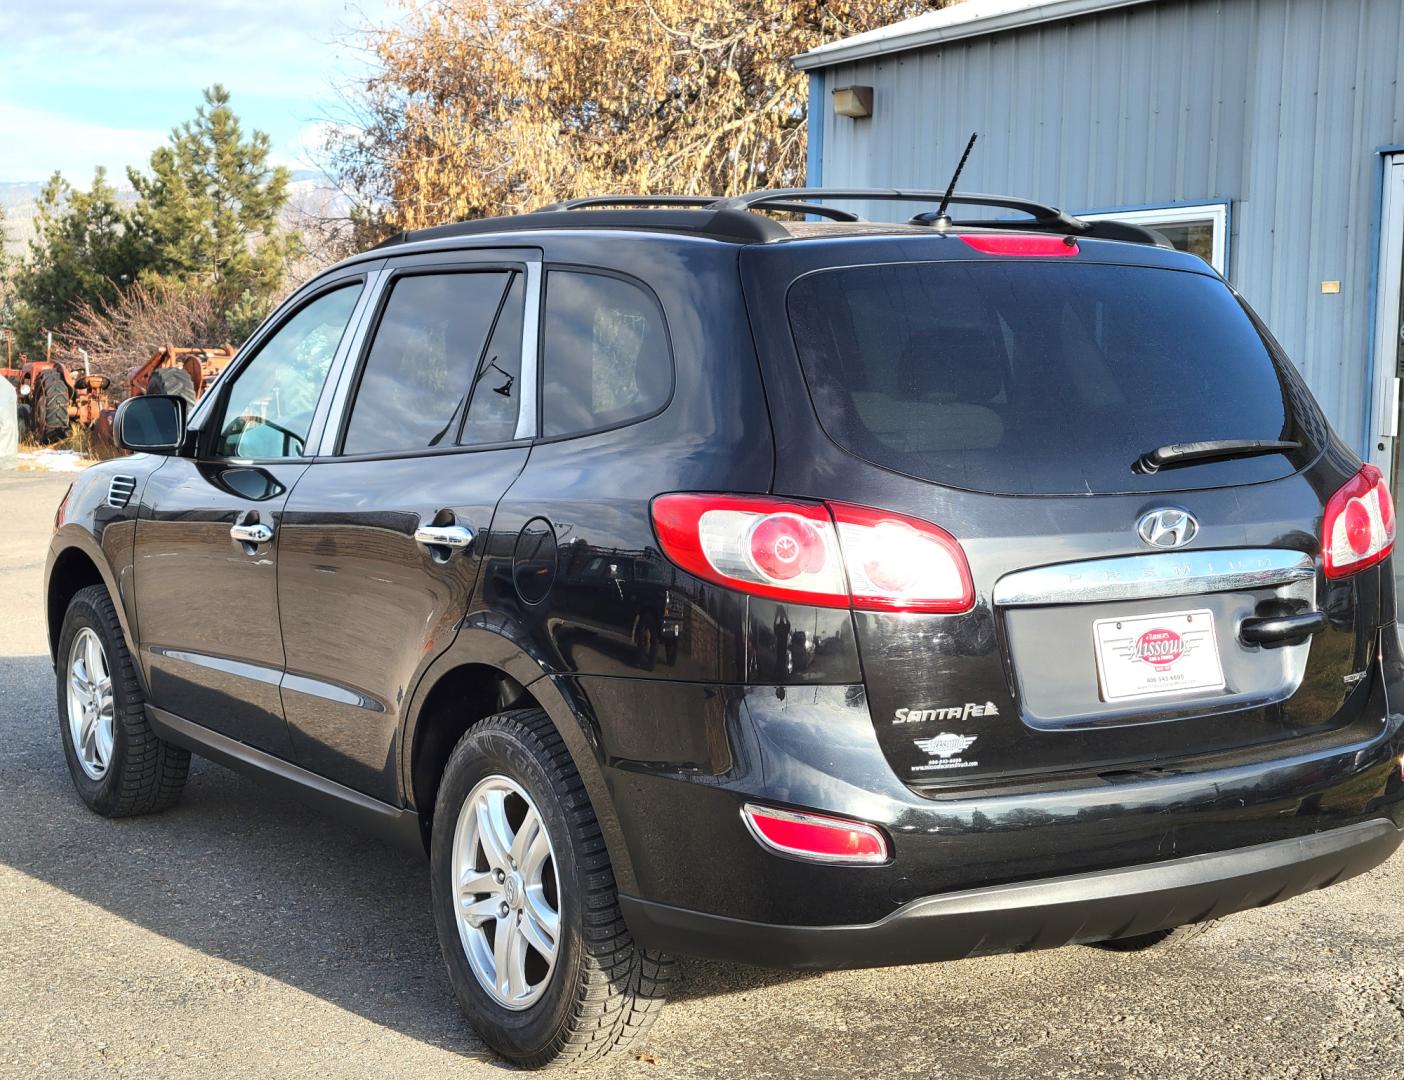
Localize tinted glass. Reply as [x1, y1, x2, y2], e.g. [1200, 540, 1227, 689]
[343, 272, 511, 455]
[541, 271, 670, 437]
[212, 284, 362, 459]
[787, 262, 1309, 495]
[460, 272, 524, 445]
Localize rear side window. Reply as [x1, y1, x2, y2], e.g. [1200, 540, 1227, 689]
[460, 273, 525, 445]
[787, 261, 1308, 495]
[541, 270, 671, 438]
[342, 271, 512, 455]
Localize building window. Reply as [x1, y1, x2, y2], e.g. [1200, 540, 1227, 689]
[1079, 203, 1229, 275]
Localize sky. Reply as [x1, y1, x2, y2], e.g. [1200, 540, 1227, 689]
[0, 0, 398, 185]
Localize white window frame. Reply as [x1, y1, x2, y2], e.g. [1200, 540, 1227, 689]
[1078, 202, 1229, 275]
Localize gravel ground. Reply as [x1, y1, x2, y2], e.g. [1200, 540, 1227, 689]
[3, 466, 1404, 1079]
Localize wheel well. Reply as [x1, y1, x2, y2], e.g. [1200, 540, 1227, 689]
[47, 547, 105, 661]
[409, 663, 538, 846]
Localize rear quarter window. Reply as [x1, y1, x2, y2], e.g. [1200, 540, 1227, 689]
[786, 260, 1317, 495]
[540, 270, 672, 438]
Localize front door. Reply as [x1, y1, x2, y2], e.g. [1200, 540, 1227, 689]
[133, 278, 370, 754]
[276, 252, 537, 801]
[1370, 154, 1404, 601]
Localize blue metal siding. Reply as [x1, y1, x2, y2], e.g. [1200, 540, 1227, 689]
[810, 0, 1404, 453]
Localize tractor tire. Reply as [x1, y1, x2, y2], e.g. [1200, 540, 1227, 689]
[146, 366, 197, 411]
[35, 368, 71, 444]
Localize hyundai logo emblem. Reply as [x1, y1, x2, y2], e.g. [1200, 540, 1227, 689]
[1137, 508, 1199, 549]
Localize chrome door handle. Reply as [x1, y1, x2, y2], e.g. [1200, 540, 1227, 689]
[414, 524, 475, 551]
[230, 522, 274, 545]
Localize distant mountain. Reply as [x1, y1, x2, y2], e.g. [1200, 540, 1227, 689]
[1, 169, 350, 259]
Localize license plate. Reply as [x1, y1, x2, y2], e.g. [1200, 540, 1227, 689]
[1092, 608, 1225, 702]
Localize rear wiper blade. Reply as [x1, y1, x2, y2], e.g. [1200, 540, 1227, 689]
[1135, 438, 1300, 474]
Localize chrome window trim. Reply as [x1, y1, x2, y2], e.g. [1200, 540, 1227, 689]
[311, 268, 390, 457]
[514, 258, 542, 440]
[992, 548, 1315, 607]
[188, 265, 381, 438]
[303, 270, 385, 457]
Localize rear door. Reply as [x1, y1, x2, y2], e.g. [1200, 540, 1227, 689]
[744, 238, 1386, 788]
[133, 273, 372, 754]
[275, 249, 537, 801]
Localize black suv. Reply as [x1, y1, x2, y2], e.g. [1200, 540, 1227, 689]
[46, 190, 1404, 1069]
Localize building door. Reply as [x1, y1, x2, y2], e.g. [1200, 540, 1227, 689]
[1369, 154, 1404, 602]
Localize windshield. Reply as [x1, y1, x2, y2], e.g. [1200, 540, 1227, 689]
[786, 260, 1319, 495]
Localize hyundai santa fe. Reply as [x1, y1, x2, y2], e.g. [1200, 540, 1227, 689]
[45, 189, 1404, 1069]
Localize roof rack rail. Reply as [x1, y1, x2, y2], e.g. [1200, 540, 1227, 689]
[534, 195, 721, 212]
[370, 188, 1170, 251]
[711, 188, 1082, 228]
[710, 188, 1171, 248]
[373, 206, 789, 249]
[535, 193, 861, 222]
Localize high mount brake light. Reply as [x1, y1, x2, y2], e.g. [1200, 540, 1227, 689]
[741, 803, 888, 865]
[650, 494, 974, 614]
[1323, 464, 1395, 579]
[959, 233, 1078, 256]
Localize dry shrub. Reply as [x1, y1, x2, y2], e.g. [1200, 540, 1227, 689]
[62, 282, 239, 398]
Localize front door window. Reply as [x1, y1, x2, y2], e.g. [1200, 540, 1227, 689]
[211, 283, 363, 460]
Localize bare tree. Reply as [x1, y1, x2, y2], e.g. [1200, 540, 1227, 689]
[330, 0, 941, 235]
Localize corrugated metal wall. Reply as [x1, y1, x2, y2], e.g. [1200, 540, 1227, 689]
[811, 0, 1404, 453]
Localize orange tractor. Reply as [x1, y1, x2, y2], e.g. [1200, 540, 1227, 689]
[92, 344, 237, 446]
[2, 332, 113, 444]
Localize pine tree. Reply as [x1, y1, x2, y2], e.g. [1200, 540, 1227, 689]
[129, 85, 298, 309]
[12, 170, 148, 355]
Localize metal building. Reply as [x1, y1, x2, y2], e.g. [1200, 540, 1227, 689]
[797, 0, 1404, 488]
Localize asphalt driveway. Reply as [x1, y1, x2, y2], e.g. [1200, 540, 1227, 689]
[2, 467, 1403, 1078]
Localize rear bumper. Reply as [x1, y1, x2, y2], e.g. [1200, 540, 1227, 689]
[622, 818, 1402, 969]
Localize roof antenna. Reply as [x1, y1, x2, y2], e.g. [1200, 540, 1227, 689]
[932, 132, 978, 232]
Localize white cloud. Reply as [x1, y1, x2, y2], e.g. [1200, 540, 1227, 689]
[0, 102, 165, 184]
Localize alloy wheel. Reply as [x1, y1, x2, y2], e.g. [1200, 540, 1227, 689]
[451, 774, 562, 1010]
[67, 627, 114, 781]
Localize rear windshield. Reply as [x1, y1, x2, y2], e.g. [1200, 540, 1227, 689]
[786, 261, 1316, 495]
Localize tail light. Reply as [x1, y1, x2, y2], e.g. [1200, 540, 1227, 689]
[650, 493, 974, 614]
[1323, 464, 1394, 579]
[741, 803, 888, 865]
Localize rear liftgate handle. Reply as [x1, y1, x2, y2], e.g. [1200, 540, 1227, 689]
[1238, 611, 1327, 646]
[415, 516, 475, 564]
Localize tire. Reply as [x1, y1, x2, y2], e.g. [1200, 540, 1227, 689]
[56, 584, 190, 817]
[430, 708, 674, 1069]
[35, 368, 71, 444]
[1087, 921, 1217, 952]
[16, 400, 32, 439]
[146, 366, 196, 410]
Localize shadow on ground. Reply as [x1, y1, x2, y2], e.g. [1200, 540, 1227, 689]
[0, 654, 811, 1059]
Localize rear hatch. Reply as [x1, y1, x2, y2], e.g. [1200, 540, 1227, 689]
[741, 233, 1388, 789]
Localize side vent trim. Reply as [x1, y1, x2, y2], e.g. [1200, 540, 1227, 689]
[107, 475, 137, 509]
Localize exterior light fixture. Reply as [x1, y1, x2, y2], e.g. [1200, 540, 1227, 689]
[831, 85, 874, 119]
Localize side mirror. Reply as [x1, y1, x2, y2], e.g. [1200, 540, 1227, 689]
[113, 395, 186, 454]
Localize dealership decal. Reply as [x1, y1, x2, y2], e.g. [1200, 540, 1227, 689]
[1131, 627, 1183, 666]
[911, 732, 978, 772]
[895, 701, 998, 724]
